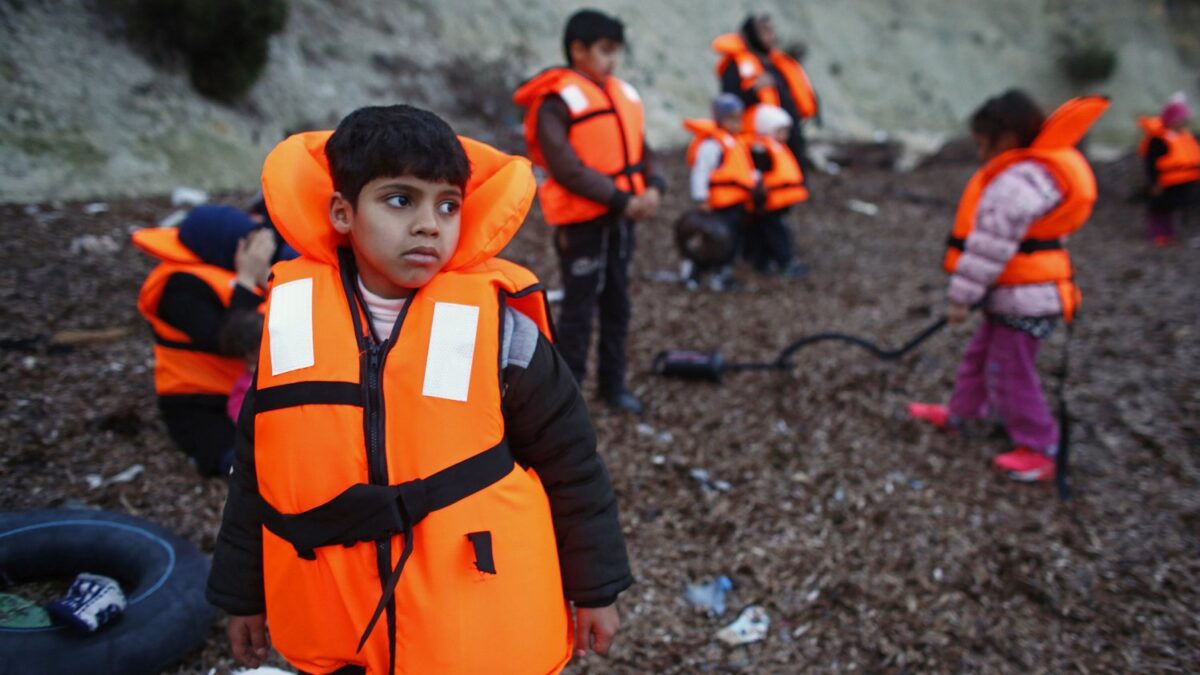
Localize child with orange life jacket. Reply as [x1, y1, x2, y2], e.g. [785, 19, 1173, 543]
[132, 205, 279, 476]
[714, 14, 819, 171]
[744, 104, 809, 277]
[512, 9, 667, 415]
[682, 93, 755, 289]
[910, 90, 1109, 483]
[1137, 93, 1200, 245]
[206, 105, 632, 675]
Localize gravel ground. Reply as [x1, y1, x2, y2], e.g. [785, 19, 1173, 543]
[1, 150, 1197, 673]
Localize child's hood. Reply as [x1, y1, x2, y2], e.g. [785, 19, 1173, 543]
[260, 131, 536, 270]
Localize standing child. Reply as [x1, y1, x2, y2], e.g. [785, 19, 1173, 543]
[909, 91, 1109, 482]
[681, 93, 755, 290]
[1137, 92, 1200, 245]
[206, 105, 632, 674]
[512, 8, 667, 415]
[745, 104, 809, 277]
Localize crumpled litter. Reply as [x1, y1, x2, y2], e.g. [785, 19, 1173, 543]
[716, 604, 770, 645]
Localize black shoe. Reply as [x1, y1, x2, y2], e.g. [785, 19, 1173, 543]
[602, 389, 644, 415]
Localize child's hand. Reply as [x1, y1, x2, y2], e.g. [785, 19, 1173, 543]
[641, 187, 661, 218]
[574, 604, 620, 658]
[228, 613, 270, 667]
[235, 229, 278, 290]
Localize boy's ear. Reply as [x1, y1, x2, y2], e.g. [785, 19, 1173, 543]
[329, 192, 353, 235]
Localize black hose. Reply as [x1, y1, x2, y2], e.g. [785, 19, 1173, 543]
[724, 316, 949, 371]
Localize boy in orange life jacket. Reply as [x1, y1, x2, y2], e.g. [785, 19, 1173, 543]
[684, 93, 753, 290]
[512, 9, 668, 415]
[1138, 93, 1200, 245]
[206, 105, 632, 674]
[744, 105, 809, 277]
[910, 90, 1109, 482]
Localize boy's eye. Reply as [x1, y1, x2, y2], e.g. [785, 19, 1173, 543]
[437, 200, 461, 215]
[385, 194, 411, 208]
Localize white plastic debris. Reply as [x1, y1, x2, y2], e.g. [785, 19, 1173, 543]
[157, 209, 188, 228]
[82, 202, 109, 215]
[845, 199, 880, 217]
[716, 605, 770, 646]
[68, 234, 119, 255]
[650, 454, 666, 466]
[109, 464, 144, 484]
[170, 187, 208, 207]
[545, 288, 564, 303]
[85, 474, 104, 490]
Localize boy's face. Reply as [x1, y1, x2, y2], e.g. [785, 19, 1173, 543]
[718, 114, 743, 134]
[330, 176, 463, 299]
[570, 38, 622, 80]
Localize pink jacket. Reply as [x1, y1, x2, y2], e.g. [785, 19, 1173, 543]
[948, 160, 1066, 317]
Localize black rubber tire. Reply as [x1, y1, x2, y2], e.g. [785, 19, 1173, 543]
[0, 509, 216, 675]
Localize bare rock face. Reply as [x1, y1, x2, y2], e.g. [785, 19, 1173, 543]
[1, 0, 1197, 202]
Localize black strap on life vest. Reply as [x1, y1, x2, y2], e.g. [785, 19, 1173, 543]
[945, 235, 1064, 254]
[249, 439, 515, 651]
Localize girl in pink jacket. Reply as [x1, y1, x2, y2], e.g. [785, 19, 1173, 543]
[910, 90, 1087, 483]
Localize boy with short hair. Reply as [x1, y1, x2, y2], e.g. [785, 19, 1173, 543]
[207, 105, 632, 674]
[512, 8, 667, 415]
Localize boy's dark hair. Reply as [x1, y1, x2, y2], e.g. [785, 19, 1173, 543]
[562, 9, 625, 64]
[218, 309, 265, 360]
[325, 105, 471, 206]
[970, 89, 1046, 148]
[741, 14, 771, 54]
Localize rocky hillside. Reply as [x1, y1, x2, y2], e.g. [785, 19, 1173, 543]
[2, 0, 1198, 202]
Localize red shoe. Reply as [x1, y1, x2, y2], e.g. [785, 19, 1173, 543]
[908, 402, 950, 429]
[992, 447, 1056, 482]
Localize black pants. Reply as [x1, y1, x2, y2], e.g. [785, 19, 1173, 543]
[554, 216, 634, 395]
[787, 123, 813, 179]
[158, 394, 233, 477]
[745, 208, 793, 273]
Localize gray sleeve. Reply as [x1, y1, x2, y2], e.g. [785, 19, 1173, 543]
[690, 139, 724, 202]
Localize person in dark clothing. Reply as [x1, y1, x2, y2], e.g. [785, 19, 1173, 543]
[1138, 94, 1200, 245]
[716, 14, 819, 174]
[207, 105, 632, 673]
[133, 205, 278, 476]
[512, 9, 668, 415]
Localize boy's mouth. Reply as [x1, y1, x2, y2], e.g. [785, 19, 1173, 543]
[401, 246, 440, 265]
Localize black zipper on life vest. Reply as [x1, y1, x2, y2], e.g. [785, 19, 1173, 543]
[338, 247, 410, 671]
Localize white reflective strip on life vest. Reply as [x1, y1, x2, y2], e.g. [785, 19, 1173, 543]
[559, 84, 589, 116]
[739, 59, 758, 78]
[422, 302, 480, 402]
[620, 80, 641, 103]
[268, 278, 315, 376]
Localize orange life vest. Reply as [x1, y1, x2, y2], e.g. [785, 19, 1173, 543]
[1137, 116, 1200, 188]
[683, 119, 755, 209]
[254, 130, 569, 675]
[945, 96, 1110, 322]
[512, 67, 646, 226]
[752, 135, 808, 211]
[132, 227, 251, 397]
[712, 33, 818, 132]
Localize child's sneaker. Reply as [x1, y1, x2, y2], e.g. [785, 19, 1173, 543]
[992, 447, 1056, 482]
[907, 402, 950, 429]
